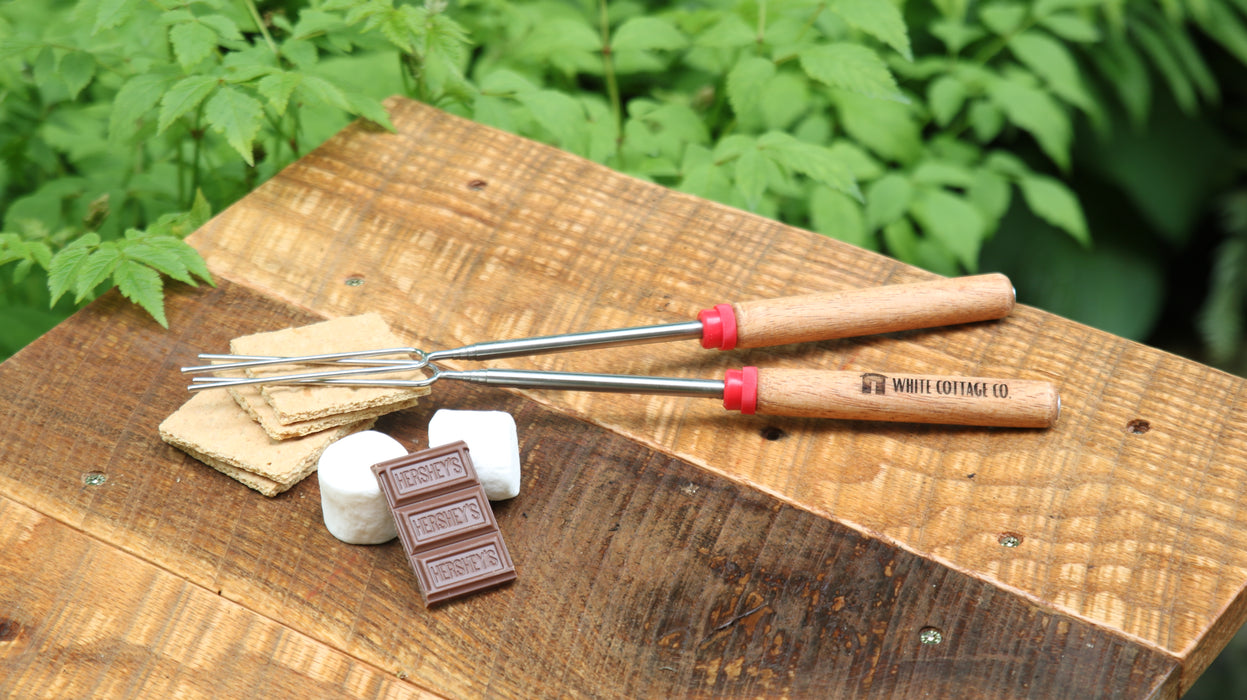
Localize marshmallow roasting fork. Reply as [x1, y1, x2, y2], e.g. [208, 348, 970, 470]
[184, 274, 1060, 428]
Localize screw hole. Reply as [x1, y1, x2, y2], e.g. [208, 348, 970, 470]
[467, 179, 488, 190]
[345, 276, 365, 287]
[1126, 419, 1150, 435]
[759, 426, 786, 441]
[998, 533, 1022, 548]
[82, 472, 107, 486]
[919, 627, 944, 645]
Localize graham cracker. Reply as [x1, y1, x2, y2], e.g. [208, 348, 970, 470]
[230, 313, 430, 424]
[227, 382, 423, 440]
[159, 390, 374, 496]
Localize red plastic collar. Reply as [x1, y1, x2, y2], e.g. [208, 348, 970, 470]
[698, 303, 738, 351]
[723, 366, 758, 415]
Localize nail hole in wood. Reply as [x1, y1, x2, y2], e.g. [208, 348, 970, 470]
[1126, 419, 1150, 435]
[759, 426, 786, 441]
[467, 179, 488, 190]
[0, 618, 21, 642]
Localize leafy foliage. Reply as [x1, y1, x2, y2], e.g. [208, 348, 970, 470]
[1, 0, 1246, 360]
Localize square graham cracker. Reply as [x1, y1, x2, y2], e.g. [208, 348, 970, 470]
[159, 390, 375, 497]
[230, 313, 431, 424]
[227, 382, 423, 440]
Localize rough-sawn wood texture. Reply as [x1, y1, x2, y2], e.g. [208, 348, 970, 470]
[2, 96, 1243, 696]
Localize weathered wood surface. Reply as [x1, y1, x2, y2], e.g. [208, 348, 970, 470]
[1, 283, 1178, 698]
[0, 95, 1243, 696]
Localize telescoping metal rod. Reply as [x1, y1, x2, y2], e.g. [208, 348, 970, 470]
[427, 321, 705, 362]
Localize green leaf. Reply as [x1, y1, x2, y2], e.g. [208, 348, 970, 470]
[281, 37, 319, 69]
[799, 43, 904, 101]
[611, 16, 688, 52]
[967, 169, 1012, 225]
[911, 160, 975, 188]
[829, 0, 913, 60]
[910, 188, 986, 270]
[517, 17, 602, 58]
[986, 75, 1071, 168]
[968, 99, 1005, 141]
[1093, 34, 1150, 127]
[109, 72, 172, 140]
[47, 234, 100, 306]
[291, 9, 340, 40]
[735, 147, 769, 210]
[694, 14, 756, 49]
[345, 93, 396, 131]
[170, 20, 219, 70]
[865, 173, 912, 229]
[1039, 12, 1101, 42]
[188, 190, 213, 232]
[810, 186, 871, 248]
[60, 51, 95, 100]
[74, 245, 121, 303]
[158, 75, 219, 133]
[297, 74, 351, 111]
[1018, 174, 1089, 245]
[113, 259, 167, 327]
[200, 13, 244, 43]
[149, 236, 213, 285]
[516, 90, 587, 148]
[928, 75, 966, 126]
[757, 132, 860, 200]
[834, 90, 923, 163]
[726, 56, 776, 118]
[203, 85, 264, 166]
[1131, 20, 1196, 114]
[256, 72, 302, 115]
[123, 241, 192, 284]
[1008, 30, 1095, 111]
[981, 2, 1030, 35]
[94, 0, 136, 33]
[930, 18, 987, 54]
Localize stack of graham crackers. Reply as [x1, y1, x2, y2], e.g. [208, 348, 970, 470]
[159, 314, 430, 496]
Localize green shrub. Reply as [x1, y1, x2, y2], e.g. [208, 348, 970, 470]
[1, 0, 1245, 362]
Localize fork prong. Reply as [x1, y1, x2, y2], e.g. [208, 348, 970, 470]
[185, 359, 431, 391]
[181, 347, 424, 374]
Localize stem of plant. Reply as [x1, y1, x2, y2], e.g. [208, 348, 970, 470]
[598, 0, 622, 145]
[242, 0, 279, 56]
[189, 107, 204, 210]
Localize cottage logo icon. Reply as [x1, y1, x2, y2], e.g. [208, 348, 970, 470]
[861, 372, 886, 395]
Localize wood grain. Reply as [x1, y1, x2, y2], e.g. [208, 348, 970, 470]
[181, 97, 1247, 691]
[751, 369, 1059, 427]
[0, 494, 435, 700]
[731, 272, 1016, 348]
[0, 282, 1180, 698]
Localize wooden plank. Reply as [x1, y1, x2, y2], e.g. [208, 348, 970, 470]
[182, 97, 1247, 691]
[0, 282, 1179, 697]
[0, 494, 434, 699]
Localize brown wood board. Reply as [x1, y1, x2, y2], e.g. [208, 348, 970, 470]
[178, 98, 1247, 691]
[0, 282, 1179, 697]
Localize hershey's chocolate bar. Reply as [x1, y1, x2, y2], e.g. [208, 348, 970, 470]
[412, 531, 516, 605]
[393, 484, 495, 553]
[372, 441, 516, 606]
[372, 440, 477, 510]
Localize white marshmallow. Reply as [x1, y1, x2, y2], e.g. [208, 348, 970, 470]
[318, 430, 409, 544]
[428, 409, 521, 500]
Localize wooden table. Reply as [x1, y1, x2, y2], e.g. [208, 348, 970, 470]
[3, 97, 1245, 698]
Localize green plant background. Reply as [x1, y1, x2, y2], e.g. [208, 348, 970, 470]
[2, 0, 1246, 693]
